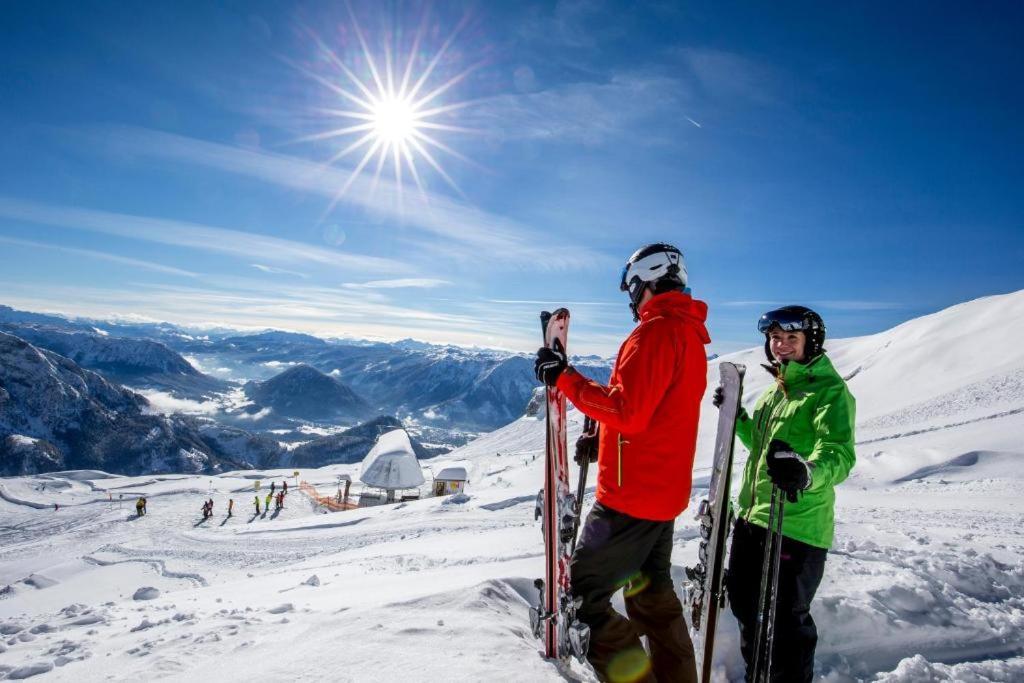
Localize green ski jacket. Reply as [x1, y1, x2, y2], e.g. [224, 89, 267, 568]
[734, 354, 856, 549]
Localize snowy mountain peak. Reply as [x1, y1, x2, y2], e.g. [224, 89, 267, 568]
[243, 364, 370, 422]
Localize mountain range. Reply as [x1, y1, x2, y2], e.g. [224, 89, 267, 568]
[0, 305, 612, 431]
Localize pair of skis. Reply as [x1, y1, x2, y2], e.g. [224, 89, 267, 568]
[686, 362, 787, 682]
[529, 308, 590, 663]
[685, 361, 745, 682]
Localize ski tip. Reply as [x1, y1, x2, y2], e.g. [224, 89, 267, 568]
[540, 308, 570, 335]
[720, 361, 747, 379]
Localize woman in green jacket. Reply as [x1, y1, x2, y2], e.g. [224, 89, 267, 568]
[717, 306, 855, 682]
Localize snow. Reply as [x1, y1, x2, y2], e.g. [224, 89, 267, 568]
[435, 466, 468, 481]
[131, 587, 160, 601]
[1, 290, 1023, 681]
[358, 429, 426, 490]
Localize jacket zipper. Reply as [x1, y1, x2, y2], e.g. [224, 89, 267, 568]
[746, 390, 788, 520]
[617, 434, 629, 487]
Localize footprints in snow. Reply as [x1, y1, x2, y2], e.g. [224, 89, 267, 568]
[0, 604, 103, 677]
[0, 597, 315, 678]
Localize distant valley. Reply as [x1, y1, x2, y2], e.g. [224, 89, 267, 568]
[0, 305, 611, 477]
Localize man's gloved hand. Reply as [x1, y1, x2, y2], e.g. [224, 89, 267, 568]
[766, 439, 813, 503]
[574, 432, 598, 467]
[711, 385, 725, 408]
[534, 340, 568, 387]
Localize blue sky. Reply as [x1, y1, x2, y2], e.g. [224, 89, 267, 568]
[1, 1, 1021, 356]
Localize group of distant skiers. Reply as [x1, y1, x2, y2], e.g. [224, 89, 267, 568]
[197, 481, 290, 520]
[253, 480, 288, 515]
[534, 243, 855, 682]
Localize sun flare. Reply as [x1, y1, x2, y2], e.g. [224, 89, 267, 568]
[294, 8, 480, 208]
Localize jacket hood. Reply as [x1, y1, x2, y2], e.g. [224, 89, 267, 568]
[639, 291, 711, 344]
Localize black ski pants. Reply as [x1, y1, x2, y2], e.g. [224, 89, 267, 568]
[725, 518, 827, 683]
[570, 502, 697, 683]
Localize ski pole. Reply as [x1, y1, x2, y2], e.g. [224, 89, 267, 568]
[571, 416, 597, 552]
[763, 493, 786, 680]
[751, 484, 780, 681]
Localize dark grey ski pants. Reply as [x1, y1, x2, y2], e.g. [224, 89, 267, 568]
[570, 502, 697, 683]
[725, 518, 827, 683]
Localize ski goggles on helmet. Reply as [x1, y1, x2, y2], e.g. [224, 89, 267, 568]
[757, 308, 813, 334]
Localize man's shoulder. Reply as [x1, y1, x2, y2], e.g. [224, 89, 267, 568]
[636, 310, 707, 343]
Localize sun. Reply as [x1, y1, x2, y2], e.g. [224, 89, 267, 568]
[293, 7, 480, 207]
[371, 95, 417, 145]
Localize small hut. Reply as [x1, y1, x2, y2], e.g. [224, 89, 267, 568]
[432, 467, 468, 497]
[358, 429, 425, 506]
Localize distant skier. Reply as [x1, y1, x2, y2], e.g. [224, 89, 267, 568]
[535, 243, 708, 682]
[283, 480, 288, 495]
[254, 495, 261, 515]
[201, 501, 209, 519]
[228, 498, 234, 517]
[270, 481, 276, 497]
[54, 503, 59, 512]
[276, 491, 284, 510]
[265, 492, 272, 513]
[135, 497, 145, 517]
[716, 306, 856, 682]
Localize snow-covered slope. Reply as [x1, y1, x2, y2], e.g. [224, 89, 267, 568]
[691, 289, 1024, 482]
[0, 325, 226, 400]
[1, 291, 1023, 681]
[0, 333, 266, 476]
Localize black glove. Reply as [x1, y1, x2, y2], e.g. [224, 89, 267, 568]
[534, 340, 567, 387]
[574, 432, 598, 467]
[766, 439, 813, 503]
[711, 385, 725, 408]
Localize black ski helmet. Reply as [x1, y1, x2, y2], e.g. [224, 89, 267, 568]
[757, 305, 826, 362]
[619, 243, 688, 321]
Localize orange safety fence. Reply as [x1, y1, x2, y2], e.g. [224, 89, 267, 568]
[299, 481, 358, 511]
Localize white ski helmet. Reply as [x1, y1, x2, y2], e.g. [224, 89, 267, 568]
[619, 243, 688, 321]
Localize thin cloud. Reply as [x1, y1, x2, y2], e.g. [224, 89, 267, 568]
[0, 196, 404, 274]
[343, 278, 452, 289]
[720, 300, 784, 308]
[0, 279, 543, 352]
[485, 298, 619, 307]
[677, 48, 784, 107]
[0, 234, 198, 278]
[90, 126, 610, 270]
[251, 263, 310, 278]
[137, 389, 220, 416]
[464, 72, 690, 146]
[515, 0, 627, 51]
[814, 300, 904, 311]
[721, 299, 902, 311]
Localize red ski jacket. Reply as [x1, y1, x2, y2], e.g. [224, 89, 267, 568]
[557, 291, 710, 521]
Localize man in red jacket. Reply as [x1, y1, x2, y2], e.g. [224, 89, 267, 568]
[535, 243, 709, 683]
